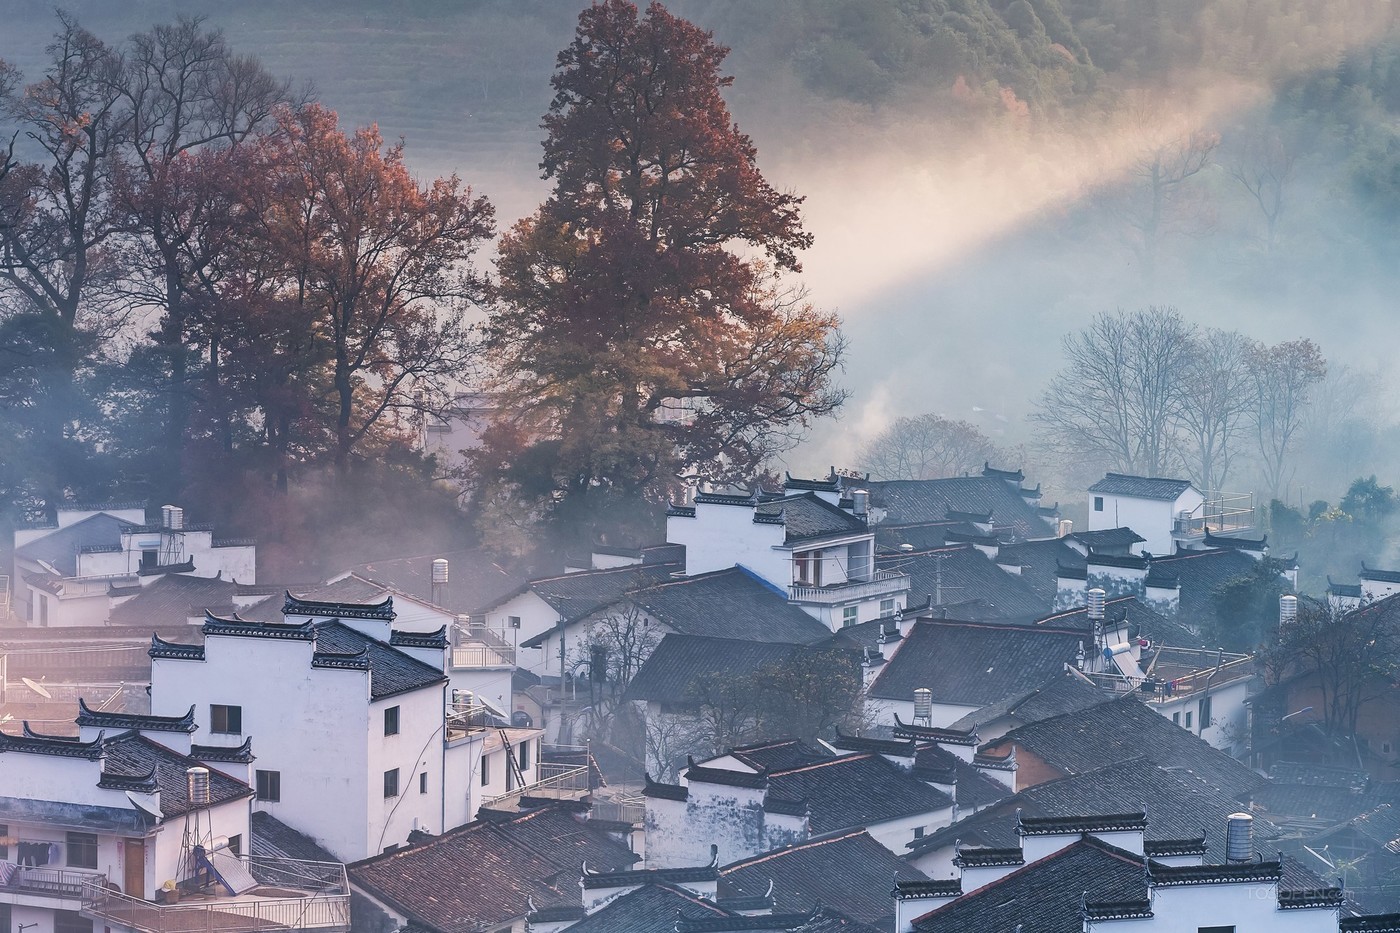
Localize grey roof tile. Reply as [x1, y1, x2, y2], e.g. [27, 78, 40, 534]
[625, 567, 833, 645]
[17, 513, 139, 577]
[1087, 473, 1195, 501]
[881, 545, 1049, 621]
[864, 477, 1056, 541]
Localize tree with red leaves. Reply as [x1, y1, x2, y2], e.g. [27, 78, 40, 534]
[482, 0, 845, 541]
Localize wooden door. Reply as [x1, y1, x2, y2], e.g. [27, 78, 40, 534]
[123, 838, 145, 898]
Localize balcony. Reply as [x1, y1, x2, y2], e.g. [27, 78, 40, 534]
[482, 760, 592, 811]
[1173, 493, 1255, 538]
[1081, 648, 1255, 703]
[450, 643, 515, 670]
[789, 569, 910, 605]
[0, 867, 105, 906]
[81, 856, 349, 933]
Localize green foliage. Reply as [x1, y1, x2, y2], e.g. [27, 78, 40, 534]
[1340, 475, 1397, 523]
[1209, 558, 1292, 651]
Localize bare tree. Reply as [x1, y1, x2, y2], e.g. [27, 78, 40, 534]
[858, 413, 999, 480]
[1032, 307, 1196, 477]
[1250, 338, 1326, 499]
[1179, 329, 1257, 492]
[570, 603, 662, 738]
[1228, 124, 1296, 253]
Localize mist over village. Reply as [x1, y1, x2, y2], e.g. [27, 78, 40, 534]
[2, 2, 1400, 932]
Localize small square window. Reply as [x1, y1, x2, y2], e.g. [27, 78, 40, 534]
[842, 606, 858, 628]
[1185, 711, 1193, 729]
[1172, 712, 1180, 725]
[227, 834, 242, 856]
[1093, 496, 1104, 512]
[384, 769, 400, 798]
[211, 704, 242, 735]
[67, 832, 98, 869]
[508, 615, 522, 629]
[913, 827, 925, 839]
[384, 706, 400, 736]
[256, 769, 281, 802]
[420, 772, 429, 794]
[879, 598, 896, 619]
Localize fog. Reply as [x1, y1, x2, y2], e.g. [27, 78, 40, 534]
[2, 0, 1398, 510]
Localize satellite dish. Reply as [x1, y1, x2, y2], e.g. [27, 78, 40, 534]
[126, 791, 163, 820]
[21, 677, 51, 699]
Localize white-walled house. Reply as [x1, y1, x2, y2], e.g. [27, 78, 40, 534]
[13, 504, 256, 628]
[1086, 474, 1205, 556]
[0, 707, 349, 933]
[666, 486, 910, 630]
[146, 596, 541, 862]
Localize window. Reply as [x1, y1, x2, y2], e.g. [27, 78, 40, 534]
[420, 772, 429, 794]
[38, 594, 48, 626]
[880, 598, 897, 619]
[913, 827, 925, 840]
[384, 706, 400, 736]
[1184, 711, 1193, 729]
[1198, 927, 1236, 933]
[210, 704, 242, 735]
[507, 615, 522, 629]
[256, 769, 281, 802]
[55, 910, 92, 933]
[0, 822, 7, 859]
[519, 741, 531, 771]
[140, 549, 158, 570]
[1198, 696, 1212, 730]
[481, 752, 491, 786]
[1172, 712, 1180, 725]
[227, 835, 241, 856]
[384, 769, 400, 798]
[67, 832, 98, 869]
[842, 606, 858, 628]
[1093, 496, 1104, 512]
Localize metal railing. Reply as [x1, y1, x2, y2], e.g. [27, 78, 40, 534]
[0, 867, 105, 901]
[789, 569, 910, 603]
[590, 797, 646, 825]
[80, 861, 349, 933]
[1080, 653, 1254, 702]
[483, 761, 591, 810]
[1173, 493, 1255, 537]
[450, 644, 515, 669]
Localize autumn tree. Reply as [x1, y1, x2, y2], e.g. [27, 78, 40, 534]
[1032, 307, 1195, 477]
[253, 104, 494, 470]
[858, 413, 999, 481]
[482, 0, 845, 542]
[0, 16, 129, 516]
[1250, 338, 1326, 498]
[115, 16, 292, 485]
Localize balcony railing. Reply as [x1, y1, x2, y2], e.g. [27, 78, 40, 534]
[789, 569, 910, 604]
[0, 867, 104, 902]
[80, 856, 349, 933]
[450, 644, 515, 669]
[483, 761, 591, 811]
[1173, 493, 1255, 537]
[1081, 653, 1255, 702]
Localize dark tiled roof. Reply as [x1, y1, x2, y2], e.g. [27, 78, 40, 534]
[911, 758, 1256, 856]
[16, 512, 139, 576]
[1360, 563, 1400, 584]
[1329, 577, 1364, 598]
[564, 883, 733, 933]
[755, 493, 869, 544]
[764, 754, 953, 834]
[1070, 527, 1146, 549]
[76, 698, 196, 733]
[982, 463, 1024, 482]
[1342, 914, 1400, 932]
[283, 589, 395, 620]
[726, 739, 830, 772]
[352, 548, 530, 616]
[874, 522, 980, 553]
[624, 635, 858, 704]
[626, 567, 833, 645]
[1087, 473, 1195, 501]
[720, 829, 928, 927]
[994, 538, 1085, 605]
[107, 574, 253, 626]
[1032, 595, 1205, 649]
[191, 738, 256, 764]
[1148, 548, 1282, 629]
[101, 732, 251, 817]
[985, 696, 1266, 797]
[878, 545, 1049, 621]
[947, 671, 1110, 733]
[869, 619, 1083, 706]
[349, 805, 638, 933]
[526, 563, 683, 621]
[910, 837, 1148, 933]
[313, 622, 447, 700]
[864, 477, 1056, 540]
[913, 743, 1013, 810]
[149, 632, 206, 660]
[250, 811, 339, 862]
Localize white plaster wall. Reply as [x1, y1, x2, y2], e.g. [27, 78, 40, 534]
[442, 732, 485, 829]
[48, 591, 109, 627]
[482, 591, 558, 652]
[666, 505, 787, 586]
[202, 545, 257, 583]
[1087, 496, 1179, 556]
[872, 698, 982, 730]
[1105, 881, 1336, 933]
[866, 807, 955, 855]
[366, 687, 449, 851]
[150, 636, 375, 861]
